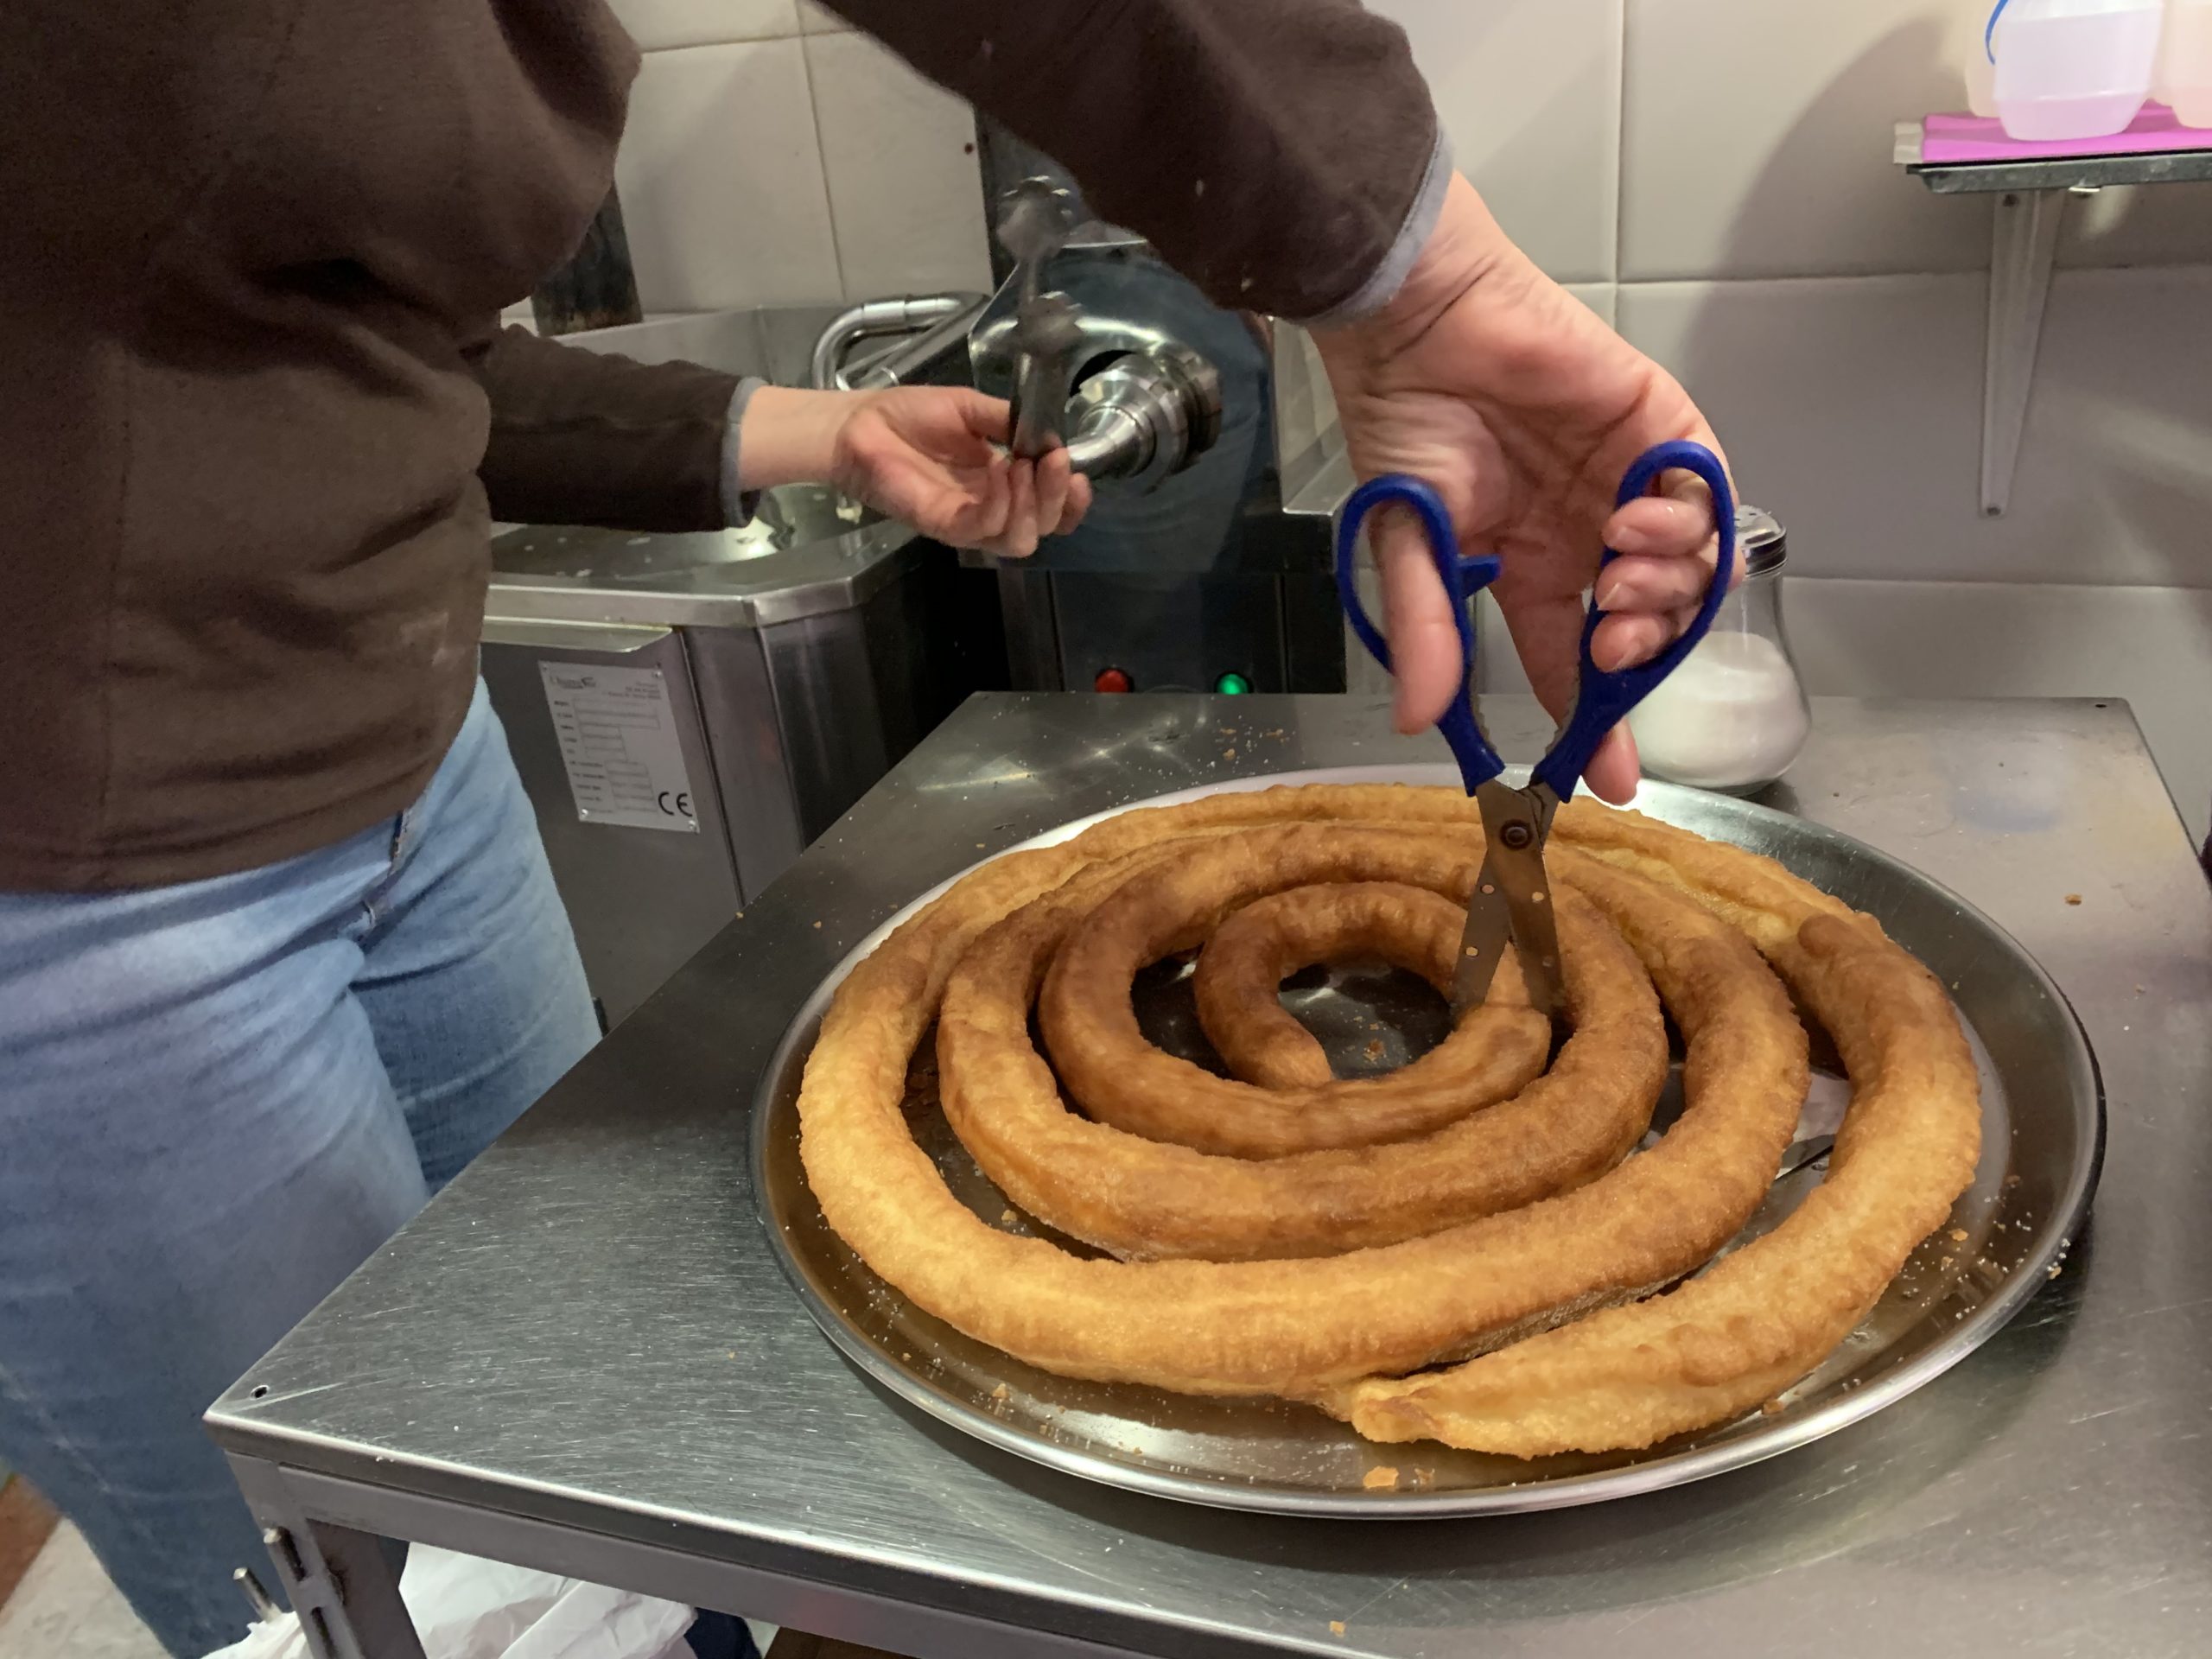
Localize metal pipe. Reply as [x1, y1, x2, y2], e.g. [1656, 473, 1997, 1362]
[846, 296, 988, 390]
[233, 1566, 281, 1624]
[1062, 405, 1147, 478]
[808, 294, 982, 390]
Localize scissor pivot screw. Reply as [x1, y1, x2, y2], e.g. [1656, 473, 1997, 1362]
[1501, 823, 1535, 850]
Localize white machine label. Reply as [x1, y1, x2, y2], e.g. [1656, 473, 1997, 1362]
[538, 663, 700, 833]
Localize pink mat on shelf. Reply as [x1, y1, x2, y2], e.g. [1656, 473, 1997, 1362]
[1922, 103, 2212, 162]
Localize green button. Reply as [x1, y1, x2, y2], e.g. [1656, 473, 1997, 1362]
[1214, 672, 1252, 695]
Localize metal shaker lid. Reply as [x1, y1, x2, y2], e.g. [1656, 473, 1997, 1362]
[1735, 504, 1787, 575]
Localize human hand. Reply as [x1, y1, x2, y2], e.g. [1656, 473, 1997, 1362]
[741, 385, 1090, 557]
[1313, 175, 1730, 804]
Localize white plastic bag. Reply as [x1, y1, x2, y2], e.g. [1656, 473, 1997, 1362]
[201, 1545, 696, 1659]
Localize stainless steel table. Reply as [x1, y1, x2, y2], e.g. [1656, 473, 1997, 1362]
[210, 695, 2212, 1659]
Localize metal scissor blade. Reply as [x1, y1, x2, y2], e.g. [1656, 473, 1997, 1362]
[1451, 847, 1516, 1012]
[1460, 781, 1567, 1020]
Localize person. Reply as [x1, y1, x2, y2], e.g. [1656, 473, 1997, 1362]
[0, 2, 1726, 1655]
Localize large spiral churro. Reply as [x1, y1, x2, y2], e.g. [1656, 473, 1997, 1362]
[796, 786, 1981, 1458]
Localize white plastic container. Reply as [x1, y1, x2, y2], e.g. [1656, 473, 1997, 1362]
[1967, 0, 2002, 116]
[1992, 0, 2164, 140]
[2159, 0, 2212, 125]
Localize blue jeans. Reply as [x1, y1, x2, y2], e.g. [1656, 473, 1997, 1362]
[0, 681, 599, 1657]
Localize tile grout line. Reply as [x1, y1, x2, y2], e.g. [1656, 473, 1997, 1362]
[1610, 0, 1627, 289]
[797, 31, 854, 303]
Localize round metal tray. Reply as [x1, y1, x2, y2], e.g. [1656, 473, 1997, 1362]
[752, 767, 2105, 1516]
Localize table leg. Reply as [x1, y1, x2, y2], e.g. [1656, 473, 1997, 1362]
[227, 1455, 428, 1659]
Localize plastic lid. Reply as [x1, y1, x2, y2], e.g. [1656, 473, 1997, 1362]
[1736, 504, 1787, 575]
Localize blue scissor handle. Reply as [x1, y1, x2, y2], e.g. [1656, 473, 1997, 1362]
[1334, 474, 1505, 794]
[1529, 438, 1738, 800]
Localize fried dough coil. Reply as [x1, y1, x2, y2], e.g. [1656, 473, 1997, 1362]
[794, 784, 1980, 1452]
[804, 810, 1808, 1396]
[1036, 839, 1553, 1158]
[940, 849, 1664, 1262]
[1324, 892, 1980, 1456]
[1192, 882, 1484, 1089]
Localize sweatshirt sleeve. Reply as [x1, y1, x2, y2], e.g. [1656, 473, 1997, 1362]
[819, 0, 1444, 322]
[465, 324, 745, 532]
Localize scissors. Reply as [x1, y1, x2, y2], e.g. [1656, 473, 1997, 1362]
[1333, 440, 1737, 1020]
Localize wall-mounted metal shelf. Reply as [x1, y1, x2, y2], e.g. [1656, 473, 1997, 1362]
[1897, 117, 2212, 516]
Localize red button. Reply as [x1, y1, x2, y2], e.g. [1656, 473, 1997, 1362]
[1094, 667, 1133, 694]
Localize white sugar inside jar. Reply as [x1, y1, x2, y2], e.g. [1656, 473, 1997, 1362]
[1629, 505, 1811, 795]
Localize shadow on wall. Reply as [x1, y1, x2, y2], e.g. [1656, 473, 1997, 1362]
[1707, 15, 1989, 280]
[1662, 16, 2212, 594]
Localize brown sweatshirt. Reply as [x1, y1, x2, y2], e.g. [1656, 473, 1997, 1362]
[0, 1, 1435, 891]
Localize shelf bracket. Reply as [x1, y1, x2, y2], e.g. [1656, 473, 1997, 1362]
[1979, 188, 2067, 518]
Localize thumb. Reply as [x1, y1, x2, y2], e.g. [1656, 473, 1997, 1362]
[1370, 508, 1468, 734]
[951, 388, 1014, 445]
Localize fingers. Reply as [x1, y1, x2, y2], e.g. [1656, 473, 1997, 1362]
[952, 389, 1016, 445]
[1589, 598, 1707, 672]
[1059, 471, 1094, 534]
[1590, 612, 1663, 674]
[1605, 477, 1735, 578]
[1592, 551, 1707, 615]
[1497, 591, 1589, 730]
[1370, 508, 1467, 734]
[866, 397, 1091, 556]
[963, 454, 1014, 547]
[1580, 725, 1641, 806]
[1603, 493, 1708, 562]
[1034, 448, 1075, 540]
[872, 387, 1006, 467]
[1589, 458, 1737, 658]
[1001, 461, 1040, 558]
[971, 452, 1093, 557]
[1005, 453, 1094, 553]
[1498, 591, 1641, 806]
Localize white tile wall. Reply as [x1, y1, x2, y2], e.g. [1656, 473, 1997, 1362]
[1563, 283, 1618, 329]
[1621, 0, 1993, 281]
[1370, 0, 1623, 283]
[596, 1, 2212, 820]
[608, 0, 798, 52]
[1617, 268, 2212, 588]
[805, 30, 993, 299]
[614, 40, 842, 311]
[612, 16, 986, 311]
[1613, 0, 2212, 279]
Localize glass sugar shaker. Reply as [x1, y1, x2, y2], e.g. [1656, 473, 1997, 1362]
[1628, 504, 1810, 794]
